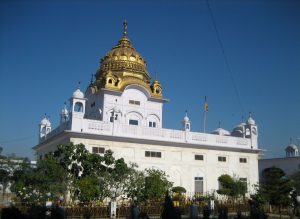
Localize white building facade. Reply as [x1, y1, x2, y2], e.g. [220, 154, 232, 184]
[34, 22, 261, 195]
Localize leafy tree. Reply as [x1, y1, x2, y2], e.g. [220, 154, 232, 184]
[75, 176, 100, 202]
[10, 154, 68, 203]
[248, 185, 267, 219]
[217, 174, 247, 198]
[260, 167, 293, 213]
[54, 143, 137, 201]
[10, 159, 37, 202]
[290, 170, 300, 194]
[144, 169, 173, 201]
[124, 164, 146, 204]
[0, 154, 14, 200]
[34, 153, 68, 200]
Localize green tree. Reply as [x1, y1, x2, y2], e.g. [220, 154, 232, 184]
[217, 174, 247, 198]
[10, 154, 68, 203]
[10, 159, 36, 202]
[53, 143, 137, 202]
[249, 185, 268, 219]
[124, 164, 146, 204]
[290, 170, 300, 215]
[290, 170, 300, 194]
[75, 176, 100, 202]
[0, 154, 14, 201]
[144, 169, 173, 201]
[34, 153, 68, 200]
[260, 167, 294, 214]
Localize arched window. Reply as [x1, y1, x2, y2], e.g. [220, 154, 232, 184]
[41, 127, 46, 134]
[74, 102, 83, 112]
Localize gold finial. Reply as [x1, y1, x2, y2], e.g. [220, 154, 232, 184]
[123, 20, 128, 36]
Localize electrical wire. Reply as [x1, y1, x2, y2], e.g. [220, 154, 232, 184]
[206, 0, 245, 116]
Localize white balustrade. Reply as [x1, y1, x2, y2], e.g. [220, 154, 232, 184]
[43, 118, 252, 149]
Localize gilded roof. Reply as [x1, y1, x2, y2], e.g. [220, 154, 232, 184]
[92, 21, 163, 99]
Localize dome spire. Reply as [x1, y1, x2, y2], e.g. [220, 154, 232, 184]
[123, 19, 128, 36]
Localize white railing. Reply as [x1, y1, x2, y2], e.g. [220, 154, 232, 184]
[43, 119, 253, 149]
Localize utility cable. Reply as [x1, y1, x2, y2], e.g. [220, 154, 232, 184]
[206, 0, 245, 116]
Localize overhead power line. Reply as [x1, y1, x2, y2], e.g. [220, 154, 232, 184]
[206, 0, 245, 116]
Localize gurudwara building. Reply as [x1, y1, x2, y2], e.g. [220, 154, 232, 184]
[34, 22, 261, 194]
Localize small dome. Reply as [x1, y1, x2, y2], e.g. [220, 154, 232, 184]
[285, 144, 298, 151]
[73, 88, 84, 99]
[211, 128, 231, 136]
[183, 111, 190, 123]
[40, 117, 51, 126]
[232, 122, 246, 132]
[247, 116, 255, 125]
[61, 106, 68, 115]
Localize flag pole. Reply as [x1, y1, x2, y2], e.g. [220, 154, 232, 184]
[204, 110, 206, 133]
[203, 96, 208, 133]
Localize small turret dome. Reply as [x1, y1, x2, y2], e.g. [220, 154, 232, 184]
[61, 103, 69, 116]
[233, 122, 246, 132]
[285, 144, 299, 157]
[183, 111, 190, 123]
[211, 128, 231, 136]
[73, 88, 84, 99]
[40, 117, 51, 126]
[61, 107, 68, 115]
[247, 114, 255, 125]
[285, 144, 298, 151]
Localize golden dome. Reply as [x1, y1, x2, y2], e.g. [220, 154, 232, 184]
[93, 21, 162, 99]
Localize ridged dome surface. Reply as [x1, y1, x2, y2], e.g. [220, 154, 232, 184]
[92, 21, 163, 99]
[99, 36, 150, 81]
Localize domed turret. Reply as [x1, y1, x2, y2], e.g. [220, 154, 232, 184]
[73, 88, 84, 99]
[60, 102, 69, 124]
[247, 115, 255, 125]
[40, 117, 51, 127]
[285, 143, 299, 157]
[39, 115, 52, 142]
[231, 122, 246, 137]
[182, 111, 191, 131]
[92, 21, 163, 99]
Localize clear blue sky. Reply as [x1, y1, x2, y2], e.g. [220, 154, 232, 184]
[0, 0, 299, 159]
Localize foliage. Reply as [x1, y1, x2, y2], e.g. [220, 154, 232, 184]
[75, 176, 100, 202]
[171, 186, 186, 194]
[290, 170, 300, 195]
[217, 174, 247, 198]
[54, 143, 103, 178]
[123, 164, 146, 204]
[172, 186, 186, 202]
[34, 153, 68, 199]
[144, 169, 173, 201]
[54, 143, 144, 202]
[0, 155, 13, 197]
[10, 154, 68, 203]
[9, 143, 175, 204]
[248, 185, 267, 219]
[99, 156, 133, 200]
[260, 166, 293, 209]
